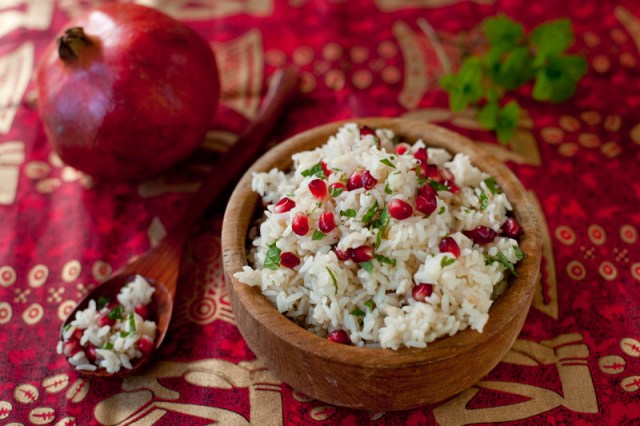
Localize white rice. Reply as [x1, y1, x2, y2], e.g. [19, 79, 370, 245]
[58, 274, 157, 372]
[234, 123, 523, 349]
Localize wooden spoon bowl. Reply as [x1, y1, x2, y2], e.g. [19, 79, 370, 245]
[222, 117, 542, 411]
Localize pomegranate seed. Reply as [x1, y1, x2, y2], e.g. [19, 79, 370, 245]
[414, 147, 428, 164]
[418, 184, 437, 198]
[388, 199, 413, 220]
[72, 328, 84, 341]
[327, 329, 351, 344]
[347, 171, 364, 190]
[321, 161, 332, 177]
[98, 313, 115, 327]
[359, 125, 376, 138]
[439, 237, 461, 258]
[308, 179, 327, 200]
[443, 179, 460, 193]
[426, 164, 441, 182]
[292, 213, 310, 236]
[274, 197, 296, 213]
[502, 218, 522, 238]
[134, 304, 148, 320]
[85, 345, 97, 362]
[63, 340, 81, 357]
[416, 194, 437, 215]
[280, 252, 301, 268]
[137, 336, 155, 355]
[362, 170, 378, 190]
[463, 226, 498, 245]
[329, 182, 346, 196]
[333, 246, 352, 261]
[319, 211, 336, 232]
[395, 143, 410, 155]
[351, 245, 374, 263]
[412, 283, 434, 302]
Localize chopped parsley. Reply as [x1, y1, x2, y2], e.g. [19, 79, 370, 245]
[360, 261, 374, 272]
[479, 191, 489, 211]
[97, 296, 109, 310]
[375, 254, 396, 266]
[440, 256, 456, 267]
[264, 241, 281, 270]
[107, 306, 124, 321]
[428, 180, 450, 192]
[301, 162, 326, 179]
[483, 176, 501, 194]
[312, 230, 326, 240]
[341, 209, 357, 218]
[326, 267, 338, 294]
[329, 186, 344, 197]
[380, 158, 396, 168]
[362, 201, 379, 225]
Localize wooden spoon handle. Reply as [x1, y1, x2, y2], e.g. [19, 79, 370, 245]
[167, 66, 299, 244]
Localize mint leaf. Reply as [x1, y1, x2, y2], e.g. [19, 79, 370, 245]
[483, 16, 524, 54]
[478, 100, 499, 130]
[107, 306, 124, 321]
[371, 206, 390, 230]
[479, 191, 489, 211]
[438, 206, 446, 215]
[440, 256, 456, 267]
[312, 230, 326, 241]
[129, 313, 136, 333]
[375, 230, 382, 249]
[428, 180, 450, 192]
[384, 182, 392, 194]
[326, 267, 338, 294]
[264, 241, 281, 270]
[329, 186, 344, 197]
[530, 18, 573, 58]
[102, 342, 114, 350]
[514, 245, 525, 261]
[97, 296, 109, 310]
[497, 252, 517, 275]
[364, 299, 375, 310]
[440, 57, 483, 111]
[495, 101, 520, 144]
[301, 162, 326, 179]
[351, 307, 365, 316]
[498, 46, 535, 89]
[380, 158, 396, 168]
[362, 201, 379, 225]
[483, 177, 500, 194]
[360, 261, 373, 272]
[341, 209, 357, 218]
[533, 55, 587, 103]
[374, 254, 396, 267]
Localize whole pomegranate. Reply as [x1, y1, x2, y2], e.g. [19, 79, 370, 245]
[36, 4, 220, 181]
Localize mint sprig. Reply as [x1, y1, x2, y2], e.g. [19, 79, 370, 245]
[440, 16, 586, 144]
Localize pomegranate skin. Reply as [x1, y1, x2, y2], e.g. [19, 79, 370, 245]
[36, 4, 220, 181]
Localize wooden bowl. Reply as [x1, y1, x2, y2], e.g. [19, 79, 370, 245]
[221, 118, 542, 411]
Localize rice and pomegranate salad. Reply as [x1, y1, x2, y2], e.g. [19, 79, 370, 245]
[58, 275, 157, 372]
[234, 123, 524, 349]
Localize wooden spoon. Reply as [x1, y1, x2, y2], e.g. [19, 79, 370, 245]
[60, 67, 299, 378]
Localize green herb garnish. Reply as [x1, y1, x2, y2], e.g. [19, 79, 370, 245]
[351, 308, 366, 316]
[375, 230, 383, 249]
[439, 16, 586, 143]
[483, 176, 500, 194]
[479, 191, 489, 211]
[312, 230, 326, 240]
[428, 180, 450, 192]
[264, 241, 281, 270]
[107, 306, 124, 321]
[371, 206, 390, 230]
[329, 186, 344, 197]
[326, 267, 338, 294]
[514, 246, 525, 261]
[438, 206, 446, 215]
[380, 158, 396, 168]
[364, 299, 375, 311]
[360, 261, 374, 272]
[497, 252, 517, 275]
[128, 313, 136, 333]
[384, 182, 392, 194]
[301, 162, 326, 179]
[362, 201, 379, 225]
[97, 296, 109, 310]
[375, 254, 396, 266]
[102, 342, 114, 350]
[341, 209, 357, 218]
[440, 256, 456, 267]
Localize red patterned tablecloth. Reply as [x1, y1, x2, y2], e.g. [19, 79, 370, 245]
[1, 0, 639, 424]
